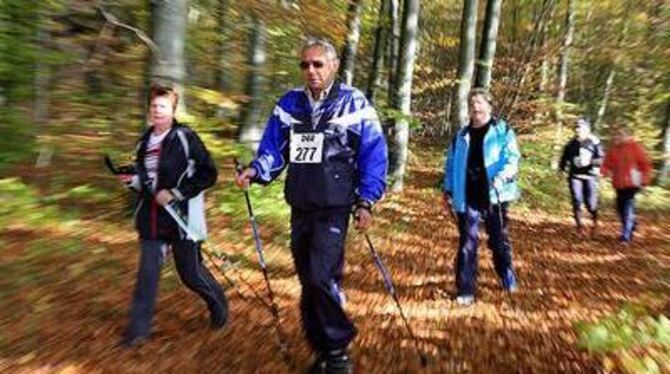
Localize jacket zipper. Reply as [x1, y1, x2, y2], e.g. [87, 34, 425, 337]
[151, 145, 163, 239]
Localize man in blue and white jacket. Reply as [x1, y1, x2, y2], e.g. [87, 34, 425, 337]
[443, 88, 520, 306]
[236, 37, 387, 373]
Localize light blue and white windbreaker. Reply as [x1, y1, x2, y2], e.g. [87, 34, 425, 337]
[443, 119, 521, 213]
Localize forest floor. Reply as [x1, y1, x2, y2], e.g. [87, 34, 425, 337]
[1, 134, 669, 373]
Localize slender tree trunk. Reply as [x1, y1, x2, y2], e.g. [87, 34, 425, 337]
[537, 1, 552, 94]
[238, 17, 267, 149]
[387, 0, 401, 105]
[340, 0, 363, 86]
[551, 0, 574, 169]
[594, 5, 630, 131]
[443, 89, 454, 136]
[658, 98, 670, 186]
[451, 0, 479, 132]
[34, 6, 53, 168]
[389, 0, 420, 192]
[366, 0, 390, 102]
[555, 0, 574, 124]
[151, 0, 189, 115]
[34, 10, 50, 127]
[215, 0, 231, 119]
[475, 0, 502, 90]
[593, 68, 615, 130]
[538, 52, 550, 93]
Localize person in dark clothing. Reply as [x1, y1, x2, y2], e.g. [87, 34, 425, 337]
[559, 118, 604, 236]
[443, 88, 521, 306]
[116, 85, 228, 347]
[236, 37, 387, 374]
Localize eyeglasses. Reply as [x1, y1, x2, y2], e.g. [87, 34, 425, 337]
[299, 60, 325, 70]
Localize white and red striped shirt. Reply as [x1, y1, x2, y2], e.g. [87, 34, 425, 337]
[145, 130, 169, 190]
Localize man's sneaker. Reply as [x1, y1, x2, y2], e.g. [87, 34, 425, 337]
[309, 349, 352, 374]
[456, 295, 475, 306]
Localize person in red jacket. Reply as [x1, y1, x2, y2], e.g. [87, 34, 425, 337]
[601, 126, 652, 243]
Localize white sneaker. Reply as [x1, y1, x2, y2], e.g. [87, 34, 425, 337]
[456, 295, 475, 306]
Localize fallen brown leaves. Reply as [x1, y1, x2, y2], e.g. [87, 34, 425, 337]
[1, 150, 669, 373]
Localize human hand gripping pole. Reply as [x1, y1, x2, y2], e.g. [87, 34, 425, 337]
[103, 155, 274, 313]
[234, 158, 292, 367]
[362, 230, 429, 367]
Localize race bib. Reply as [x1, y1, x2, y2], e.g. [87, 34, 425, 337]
[290, 132, 324, 163]
[579, 148, 592, 165]
[630, 168, 642, 187]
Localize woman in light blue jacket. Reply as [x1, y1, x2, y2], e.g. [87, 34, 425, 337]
[443, 88, 520, 306]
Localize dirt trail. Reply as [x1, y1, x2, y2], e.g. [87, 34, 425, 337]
[1, 152, 669, 373]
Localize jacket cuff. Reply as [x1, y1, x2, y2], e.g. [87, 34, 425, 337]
[171, 188, 185, 201]
[355, 198, 373, 212]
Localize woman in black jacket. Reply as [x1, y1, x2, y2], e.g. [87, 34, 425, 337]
[117, 85, 228, 347]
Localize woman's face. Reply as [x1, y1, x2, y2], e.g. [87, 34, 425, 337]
[613, 129, 628, 144]
[468, 94, 492, 127]
[149, 96, 175, 128]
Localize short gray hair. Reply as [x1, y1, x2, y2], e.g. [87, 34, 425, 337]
[301, 37, 338, 60]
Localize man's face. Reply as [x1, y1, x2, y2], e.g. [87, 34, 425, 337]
[300, 46, 339, 96]
[468, 94, 492, 127]
[576, 126, 589, 140]
[149, 96, 175, 128]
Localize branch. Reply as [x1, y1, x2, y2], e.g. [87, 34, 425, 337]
[97, 7, 162, 61]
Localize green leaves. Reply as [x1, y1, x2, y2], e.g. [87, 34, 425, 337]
[577, 304, 670, 373]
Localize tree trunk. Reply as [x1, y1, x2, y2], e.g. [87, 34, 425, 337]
[593, 68, 615, 131]
[340, 0, 363, 86]
[658, 98, 670, 186]
[151, 0, 189, 115]
[215, 0, 231, 119]
[34, 6, 52, 169]
[551, 0, 574, 169]
[238, 17, 267, 149]
[538, 13, 551, 96]
[555, 0, 574, 124]
[475, 0, 502, 90]
[389, 0, 420, 192]
[387, 0, 401, 106]
[366, 0, 390, 102]
[34, 9, 50, 127]
[593, 5, 631, 131]
[451, 0, 479, 132]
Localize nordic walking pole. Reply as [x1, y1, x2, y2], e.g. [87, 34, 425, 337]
[362, 232, 428, 367]
[234, 159, 292, 367]
[103, 155, 273, 312]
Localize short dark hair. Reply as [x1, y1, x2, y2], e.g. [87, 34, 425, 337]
[148, 84, 179, 111]
[468, 88, 493, 106]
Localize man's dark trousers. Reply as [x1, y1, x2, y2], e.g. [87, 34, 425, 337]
[455, 203, 516, 297]
[290, 208, 357, 353]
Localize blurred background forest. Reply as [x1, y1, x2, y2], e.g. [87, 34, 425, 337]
[1, 0, 669, 373]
